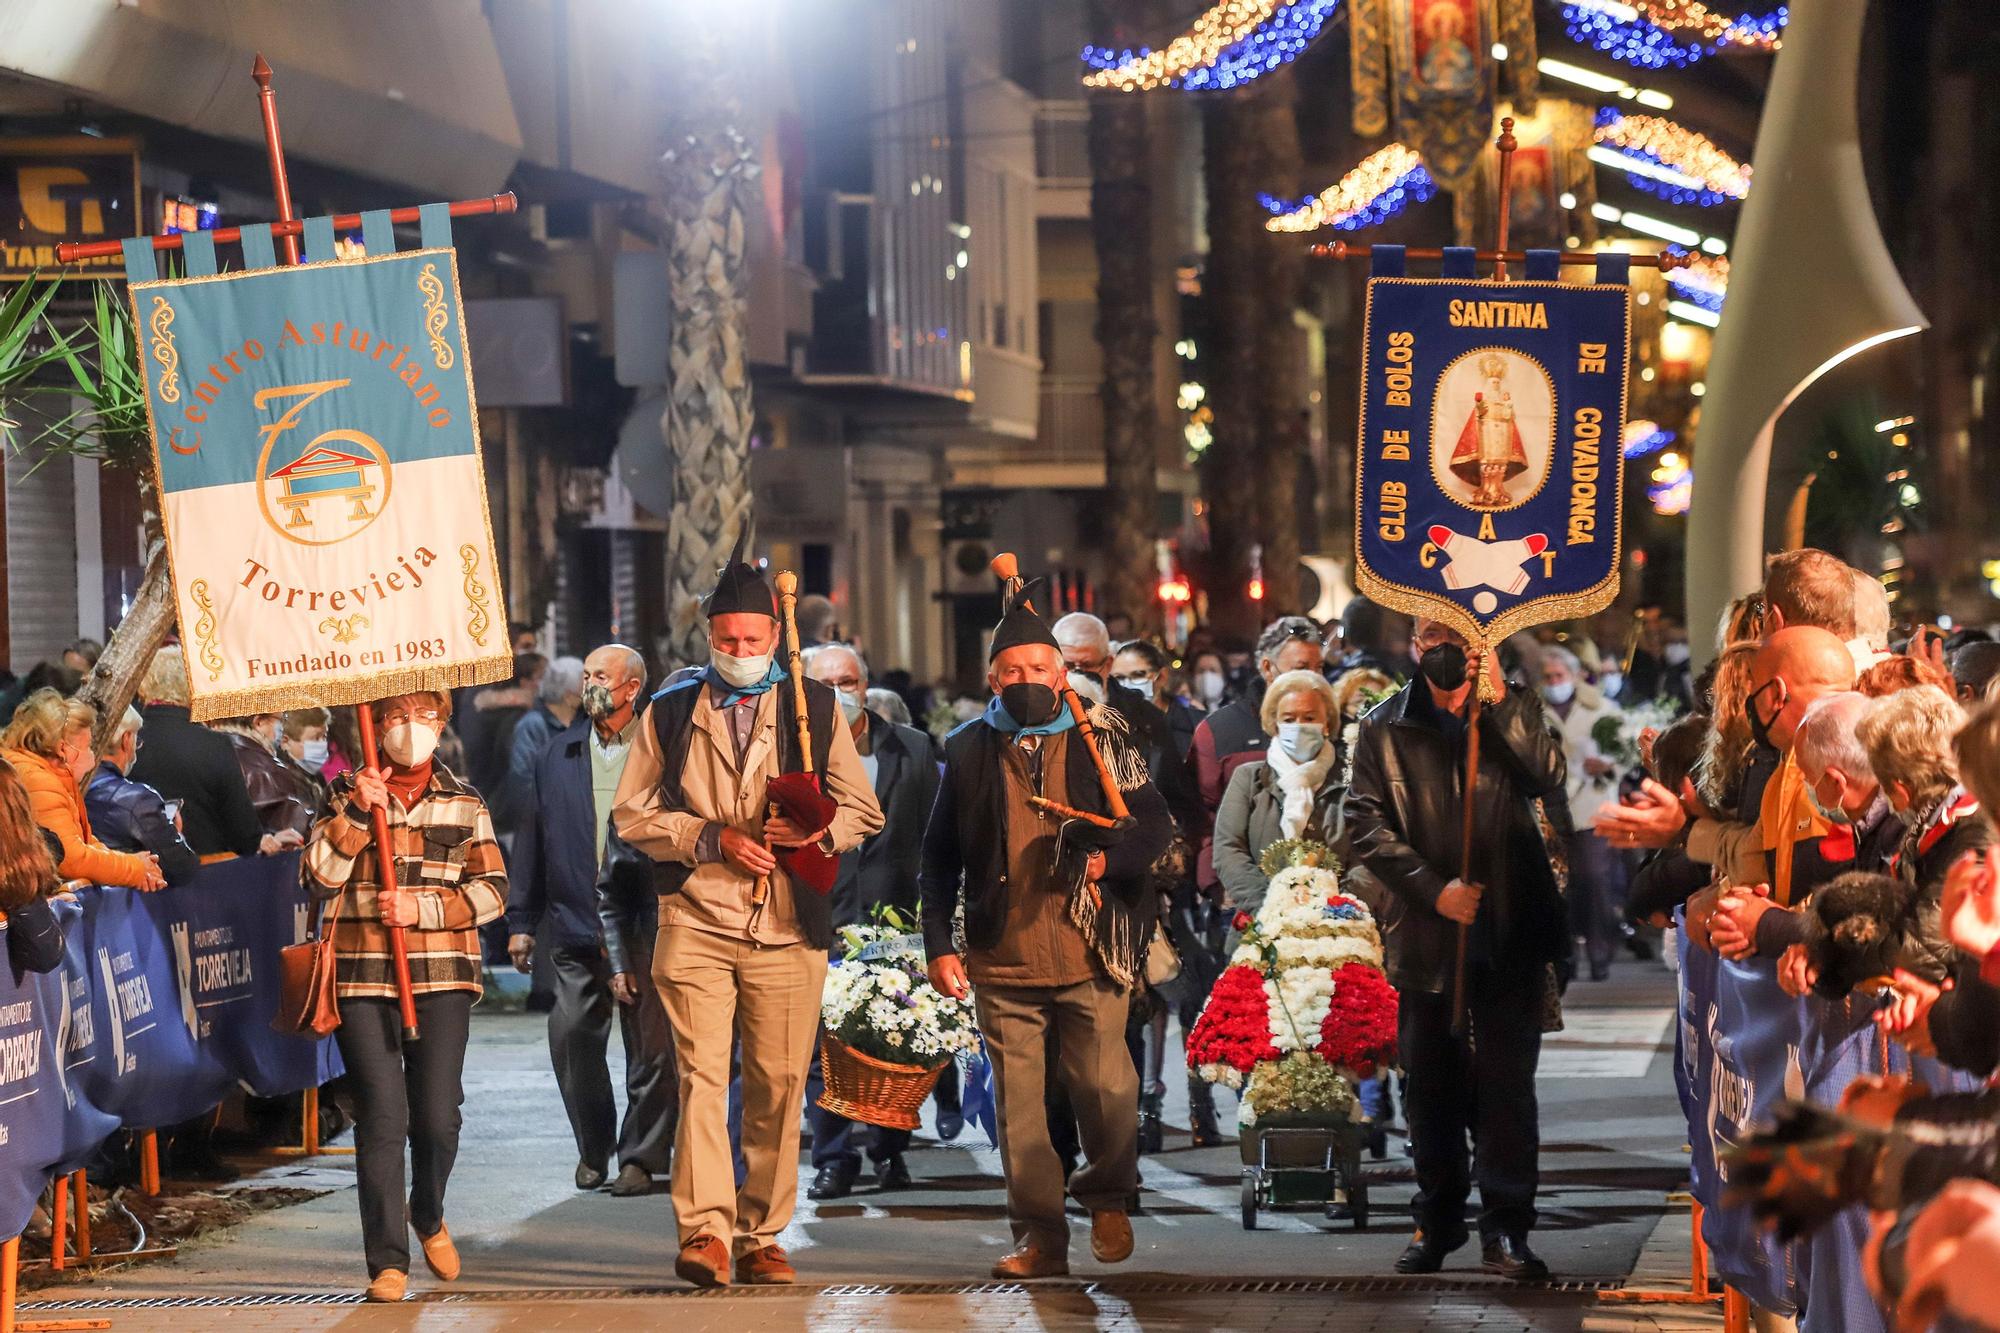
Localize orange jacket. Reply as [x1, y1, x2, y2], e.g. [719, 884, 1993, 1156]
[4, 749, 152, 889]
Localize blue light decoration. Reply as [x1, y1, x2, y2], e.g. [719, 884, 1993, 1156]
[1082, 0, 1342, 93]
[1562, 1, 1786, 69]
[1647, 456, 1692, 515]
[1666, 253, 1729, 314]
[1622, 420, 1676, 459]
[1592, 108, 1751, 207]
[1262, 143, 1436, 233]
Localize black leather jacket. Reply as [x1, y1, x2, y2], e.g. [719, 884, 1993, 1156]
[1343, 679, 1567, 994]
[84, 763, 200, 887]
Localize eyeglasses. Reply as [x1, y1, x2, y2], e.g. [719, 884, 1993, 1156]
[381, 708, 443, 726]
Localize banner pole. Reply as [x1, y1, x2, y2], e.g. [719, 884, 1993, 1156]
[1311, 241, 1687, 271]
[355, 706, 422, 1042]
[1451, 656, 1483, 1039]
[1492, 116, 1517, 282]
[250, 55, 302, 265]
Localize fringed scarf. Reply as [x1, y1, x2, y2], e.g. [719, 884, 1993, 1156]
[1059, 702, 1154, 990]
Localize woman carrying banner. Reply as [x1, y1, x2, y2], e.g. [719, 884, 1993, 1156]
[302, 691, 507, 1303]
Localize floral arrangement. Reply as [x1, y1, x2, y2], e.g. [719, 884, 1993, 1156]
[1590, 697, 1683, 781]
[1186, 841, 1399, 1126]
[821, 908, 982, 1070]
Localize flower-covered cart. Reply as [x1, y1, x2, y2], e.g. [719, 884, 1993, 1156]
[1185, 841, 1398, 1229]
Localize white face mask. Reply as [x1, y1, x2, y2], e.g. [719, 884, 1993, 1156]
[1663, 642, 1691, 667]
[382, 722, 439, 768]
[1542, 681, 1576, 707]
[1276, 721, 1325, 762]
[836, 688, 865, 723]
[1120, 676, 1156, 702]
[710, 647, 774, 688]
[1196, 670, 1226, 704]
[300, 738, 330, 767]
[1597, 671, 1623, 699]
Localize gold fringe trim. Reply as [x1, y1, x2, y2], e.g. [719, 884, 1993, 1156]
[187, 653, 512, 723]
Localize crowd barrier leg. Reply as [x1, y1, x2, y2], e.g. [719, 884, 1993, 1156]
[44, 1188, 61, 1275]
[1598, 1193, 1720, 1305]
[136, 1135, 157, 1199]
[1689, 1200, 1710, 1300]
[2, 1231, 112, 1331]
[66, 1178, 86, 1267]
[260, 1087, 351, 1161]
[1723, 1287, 1751, 1333]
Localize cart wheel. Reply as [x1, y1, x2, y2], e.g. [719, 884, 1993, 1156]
[1241, 1172, 1259, 1230]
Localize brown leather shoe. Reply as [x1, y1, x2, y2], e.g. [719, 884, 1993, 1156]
[417, 1222, 461, 1281]
[735, 1243, 797, 1285]
[364, 1270, 407, 1302]
[991, 1245, 1069, 1279]
[1090, 1210, 1134, 1264]
[674, 1234, 731, 1288]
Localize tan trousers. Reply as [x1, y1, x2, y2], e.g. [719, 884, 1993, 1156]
[976, 976, 1138, 1253]
[654, 924, 826, 1256]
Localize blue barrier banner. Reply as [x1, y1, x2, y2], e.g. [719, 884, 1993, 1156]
[1703, 957, 1804, 1316]
[1354, 264, 1630, 650]
[1674, 917, 1716, 1208]
[0, 853, 340, 1238]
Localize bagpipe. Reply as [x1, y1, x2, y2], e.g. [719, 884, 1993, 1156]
[752, 570, 840, 907]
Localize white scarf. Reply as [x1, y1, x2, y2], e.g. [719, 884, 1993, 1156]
[1265, 739, 1336, 840]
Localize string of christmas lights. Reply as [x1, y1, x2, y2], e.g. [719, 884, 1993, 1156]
[1622, 420, 1677, 459]
[1593, 109, 1751, 205]
[1081, 0, 1341, 93]
[1562, 0, 1785, 69]
[1263, 144, 1435, 233]
[1666, 253, 1729, 313]
[1648, 451, 1692, 514]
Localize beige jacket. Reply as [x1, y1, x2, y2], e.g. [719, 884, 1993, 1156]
[611, 685, 883, 946]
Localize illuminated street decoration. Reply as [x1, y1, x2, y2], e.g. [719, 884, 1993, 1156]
[1592, 109, 1751, 206]
[1562, 0, 1785, 69]
[1648, 450, 1692, 514]
[1666, 252, 1729, 314]
[1622, 419, 1676, 458]
[1263, 144, 1436, 233]
[1081, 0, 1343, 92]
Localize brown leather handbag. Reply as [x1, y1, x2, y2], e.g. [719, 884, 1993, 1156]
[273, 887, 343, 1037]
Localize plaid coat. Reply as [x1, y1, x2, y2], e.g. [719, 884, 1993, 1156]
[302, 764, 507, 999]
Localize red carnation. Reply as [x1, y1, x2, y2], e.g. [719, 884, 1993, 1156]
[1317, 962, 1399, 1075]
[1187, 964, 1278, 1074]
[1232, 911, 1252, 931]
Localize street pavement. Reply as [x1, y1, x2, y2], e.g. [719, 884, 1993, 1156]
[26, 954, 1723, 1331]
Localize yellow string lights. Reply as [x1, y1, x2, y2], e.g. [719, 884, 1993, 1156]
[1265, 144, 1431, 234]
[1636, 0, 1782, 48]
[1594, 112, 1751, 202]
[1083, 0, 1290, 92]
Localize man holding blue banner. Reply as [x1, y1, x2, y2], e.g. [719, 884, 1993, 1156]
[1344, 242, 1632, 1280]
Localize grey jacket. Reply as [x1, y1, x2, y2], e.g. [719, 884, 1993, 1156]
[1212, 759, 1345, 919]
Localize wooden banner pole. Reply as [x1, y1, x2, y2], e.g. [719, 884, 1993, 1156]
[1310, 240, 1690, 271]
[1493, 116, 1518, 281]
[250, 55, 302, 265]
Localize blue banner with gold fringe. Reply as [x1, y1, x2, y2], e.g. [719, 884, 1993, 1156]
[121, 207, 509, 721]
[1354, 247, 1630, 648]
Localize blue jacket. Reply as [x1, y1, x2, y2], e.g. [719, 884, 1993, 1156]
[493, 703, 565, 834]
[505, 716, 622, 952]
[84, 763, 200, 887]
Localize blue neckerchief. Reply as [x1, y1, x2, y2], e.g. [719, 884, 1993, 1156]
[982, 693, 1076, 737]
[704, 659, 786, 707]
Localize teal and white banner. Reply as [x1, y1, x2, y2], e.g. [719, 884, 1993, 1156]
[123, 206, 508, 719]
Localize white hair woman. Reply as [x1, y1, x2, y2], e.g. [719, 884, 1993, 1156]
[1859, 685, 1989, 897]
[1211, 669, 1344, 919]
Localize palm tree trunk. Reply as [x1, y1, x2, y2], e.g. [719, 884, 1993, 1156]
[1199, 95, 1265, 642]
[1088, 0, 1161, 636]
[79, 469, 171, 750]
[658, 20, 760, 670]
[1251, 68, 1305, 615]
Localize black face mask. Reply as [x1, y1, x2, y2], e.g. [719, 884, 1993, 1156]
[1000, 682, 1061, 728]
[1745, 680, 1783, 752]
[1418, 642, 1468, 692]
